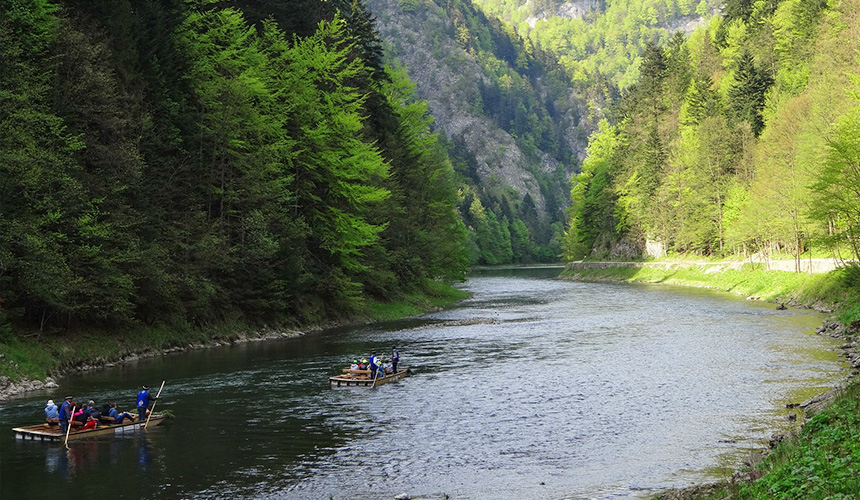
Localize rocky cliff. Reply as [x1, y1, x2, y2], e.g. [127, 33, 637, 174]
[366, 0, 594, 218]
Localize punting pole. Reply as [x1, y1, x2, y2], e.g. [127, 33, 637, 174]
[371, 367, 381, 388]
[64, 405, 76, 448]
[144, 380, 166, 429]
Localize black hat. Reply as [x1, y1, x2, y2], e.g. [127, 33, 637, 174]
[142, 385, 149, 390]
[65, 396, 74, 400]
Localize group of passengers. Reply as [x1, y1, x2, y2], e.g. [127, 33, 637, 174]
[44, 385, 157, 434]
[348, 346, 400, 379]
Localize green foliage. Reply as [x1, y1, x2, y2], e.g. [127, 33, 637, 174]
[0, 0, 469, 336]
[810, 92, 860, 261]
[564, 119, 621, 260]
[0, 0, 89, 329]
[563, 0, 860, 265]
[837, 263, 860, 290]
[483, 0, 723, 90]
[735, 380, 860, 499]
[727, 50, 773, 136]
[376, 65, 470, 284]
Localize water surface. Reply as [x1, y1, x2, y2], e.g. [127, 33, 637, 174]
[0, 268, 847, 499]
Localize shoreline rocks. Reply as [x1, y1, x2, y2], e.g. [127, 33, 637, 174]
[0, 328, 304, 401]
[0, 376, 59, 400]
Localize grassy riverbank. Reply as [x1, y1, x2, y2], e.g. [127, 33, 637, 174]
[666, 378, 860, 500]
[564, 263, 860, 325]
[0, 280, 468, 385]
[562, 261, 860, 500]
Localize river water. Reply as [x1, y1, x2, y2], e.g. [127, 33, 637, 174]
[0, 267, 848, 499]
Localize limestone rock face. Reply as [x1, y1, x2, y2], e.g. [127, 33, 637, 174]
[366, 0, 594, 220]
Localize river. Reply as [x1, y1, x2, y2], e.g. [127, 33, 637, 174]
[0, 267, 848, 499]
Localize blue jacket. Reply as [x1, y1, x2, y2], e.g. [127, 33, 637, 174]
[58, 401, 71, 422]
[369, 355, 378, 369]
[45, 404, 59, 419]
[137, 390, 150, 408]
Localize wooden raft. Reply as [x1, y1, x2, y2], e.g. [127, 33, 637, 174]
[12, 414, 166, 442]
[329, 369, 409, 387]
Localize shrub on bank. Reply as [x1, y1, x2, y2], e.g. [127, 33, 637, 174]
[736, 379, 860, 499]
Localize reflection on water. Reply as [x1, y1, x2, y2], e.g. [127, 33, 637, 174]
[40, 433, 156, 480]
[0, 268, 849, 500]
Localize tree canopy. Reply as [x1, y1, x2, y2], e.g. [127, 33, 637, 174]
[566, 0, 860, 267]
[0, 0, 469, 333]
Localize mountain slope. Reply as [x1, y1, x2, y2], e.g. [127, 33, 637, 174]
[368, 0, 601, 262]
[366, 0, 718, 263]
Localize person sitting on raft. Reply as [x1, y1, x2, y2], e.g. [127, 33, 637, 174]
[45, 400, 59, 421]
[73, 405, 97, 430]
[350, 359, 360, 370]
[107, 402, 134, 424]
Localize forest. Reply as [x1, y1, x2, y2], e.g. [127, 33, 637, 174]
[471, 0, 723, 89]
[428, 0, 729, 266]
[7, 0, 860, 335]
[0, 0, 471, 334]
[369, 0, 597, 266]
[564, 0, 860, 268]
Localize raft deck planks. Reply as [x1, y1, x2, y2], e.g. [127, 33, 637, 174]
[329, 369, 408, 387]
[12, 415, 166, 442]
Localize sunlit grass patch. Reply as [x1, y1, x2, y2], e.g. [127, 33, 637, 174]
[364, 279, 468, 321]
[564, 263, 857, 325]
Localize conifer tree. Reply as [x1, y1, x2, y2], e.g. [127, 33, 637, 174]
[728, 50, 773, 137]
[0, 0, 86, 329]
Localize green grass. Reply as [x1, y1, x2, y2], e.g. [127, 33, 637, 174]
[0, 279, 469, 383]
[364, 279, 469, 321]
[564, 264, 860, 324]
[732, 379, 860, 500]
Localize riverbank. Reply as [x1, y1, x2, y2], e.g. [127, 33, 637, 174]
[561, 261, 860, 500]
[0, 280, 469, 400]
[564, 260, 860, 322]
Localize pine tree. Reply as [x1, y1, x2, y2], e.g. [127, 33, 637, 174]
[728, 50, 773, 137]
[277, 17, 391, 310]
[0, 0, 87, 329]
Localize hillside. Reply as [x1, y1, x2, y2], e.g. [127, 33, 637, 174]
[0, 0, 469, 341]
[366, 0, 599, 263]
[364, 0, 721, 263]
[564, 0, 860, 267]
[472, 0, 722, 89]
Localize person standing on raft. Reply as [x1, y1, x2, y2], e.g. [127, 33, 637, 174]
[369, 351, 380, 379]
[58, 396, 74, 434]
[136, 385, 157, 422]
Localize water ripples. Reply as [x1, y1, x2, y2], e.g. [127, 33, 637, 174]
[0, 270, 848, 500]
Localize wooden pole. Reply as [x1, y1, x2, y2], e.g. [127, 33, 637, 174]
[144, 380, 166, 429]
[64, 405, 75, 448]
[371, 365, 381, 388]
